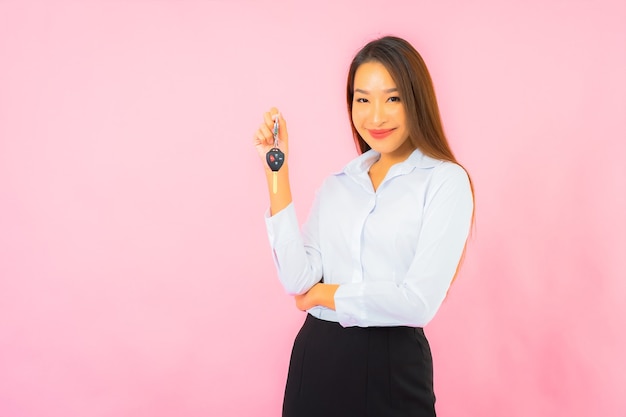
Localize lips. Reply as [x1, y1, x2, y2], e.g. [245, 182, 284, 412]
[367, 128, 395, 140]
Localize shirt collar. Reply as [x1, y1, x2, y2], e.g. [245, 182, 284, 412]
[339, 148, 441, 178]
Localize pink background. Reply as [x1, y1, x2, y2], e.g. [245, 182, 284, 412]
[1, 1, 625, 416]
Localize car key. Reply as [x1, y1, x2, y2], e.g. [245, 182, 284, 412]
[266, 116, 284, 194]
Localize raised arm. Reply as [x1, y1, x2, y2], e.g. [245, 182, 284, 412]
[253, 107, 292, 216]
[256, 108, 324, 295]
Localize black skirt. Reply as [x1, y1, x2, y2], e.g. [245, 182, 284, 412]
[283, 314, 436, 417]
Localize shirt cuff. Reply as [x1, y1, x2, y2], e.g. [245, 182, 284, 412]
[264, 203, 300, 248]
[334, 283, 366, 327]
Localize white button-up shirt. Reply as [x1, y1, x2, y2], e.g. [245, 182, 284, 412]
[265, 148, 473, 328]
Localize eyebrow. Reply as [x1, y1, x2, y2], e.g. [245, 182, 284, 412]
[354, 88, 399, 94]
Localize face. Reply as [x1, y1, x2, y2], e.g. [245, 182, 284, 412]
[351, 61, 413, 162]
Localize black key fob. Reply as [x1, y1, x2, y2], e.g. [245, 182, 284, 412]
[266, 148, 285, 172]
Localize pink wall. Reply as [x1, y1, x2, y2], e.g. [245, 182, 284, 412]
[1, 1, 624, 416]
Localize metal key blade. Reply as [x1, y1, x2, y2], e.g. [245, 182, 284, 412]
[272, 172, 278, 194]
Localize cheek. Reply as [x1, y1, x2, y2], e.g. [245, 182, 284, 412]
[391, 110, 407, 130]
[389, 106, 405, 118]
[351, 108, 364, 126]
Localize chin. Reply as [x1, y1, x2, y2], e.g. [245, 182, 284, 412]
[366, 142, 399, 154]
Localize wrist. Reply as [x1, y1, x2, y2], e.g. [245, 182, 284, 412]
[316, 283, 338, 310]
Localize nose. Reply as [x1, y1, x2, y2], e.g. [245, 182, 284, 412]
[370, 100, 386, 126]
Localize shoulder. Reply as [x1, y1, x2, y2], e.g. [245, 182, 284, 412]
[432, 161, 470, 182]
[426, 162, 473, 207]
[422, 161, 472, 203]
[406, 149, 468, 185]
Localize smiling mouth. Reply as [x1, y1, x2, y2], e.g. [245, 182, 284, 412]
[368, 129, 395, 139]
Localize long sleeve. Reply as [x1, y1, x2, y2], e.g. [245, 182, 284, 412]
[264, 197, 323, 295]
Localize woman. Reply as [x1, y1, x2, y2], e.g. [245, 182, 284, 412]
[254, 36, 474, 417]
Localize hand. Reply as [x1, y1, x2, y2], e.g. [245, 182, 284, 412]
[294, 283, 338, 312]
[253, 107, 289, 169]
[294, 289, 316, 312]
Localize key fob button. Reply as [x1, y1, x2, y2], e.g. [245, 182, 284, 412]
[266, 148, 284, 172]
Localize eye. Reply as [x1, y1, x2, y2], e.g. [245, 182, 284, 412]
[388, 96, 401, 103]
[355, 97, 369, 103]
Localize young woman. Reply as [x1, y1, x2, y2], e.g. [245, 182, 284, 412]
[254, 36, 474, 417]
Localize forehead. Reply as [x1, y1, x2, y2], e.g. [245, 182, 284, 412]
[354, 61, 397, 88]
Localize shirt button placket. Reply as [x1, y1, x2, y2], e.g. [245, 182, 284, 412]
[351, 195, 376, 283]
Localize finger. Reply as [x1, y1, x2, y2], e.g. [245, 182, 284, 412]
[259, 124, 273, 143]
[277, 112, 288, 142]
[263, 110, 276, 130]
[254, 131, 268, 145]
[264, 108, 284, 128]
[264, 109, 288, 142]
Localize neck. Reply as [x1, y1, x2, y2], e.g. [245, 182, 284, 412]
[376, 146, 415, 167]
